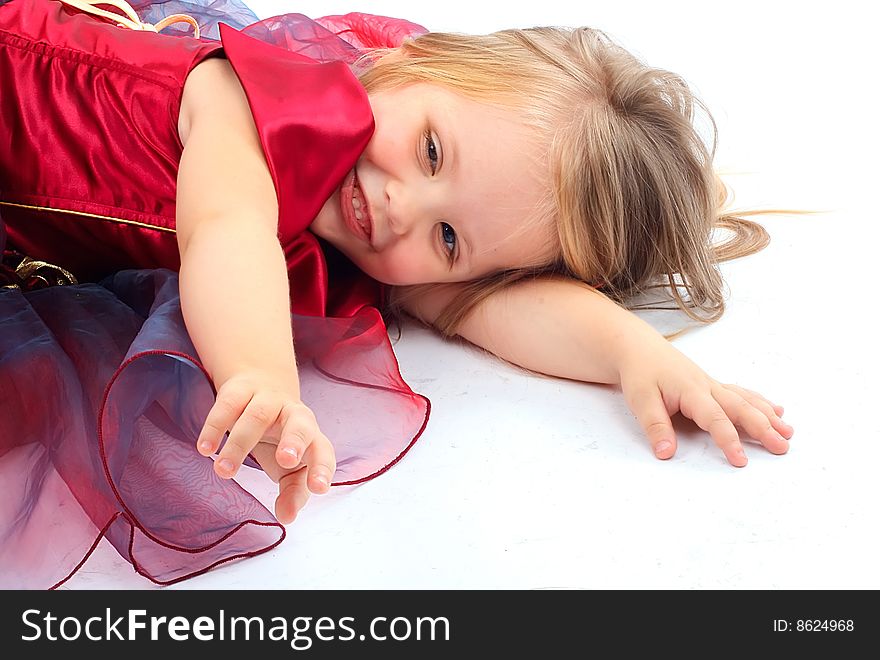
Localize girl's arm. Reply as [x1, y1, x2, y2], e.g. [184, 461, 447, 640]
[174, 58, 334, 520]
[177, 58, 292, 390]
[403, 276, 793, 466]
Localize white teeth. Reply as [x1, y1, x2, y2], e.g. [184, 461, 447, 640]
[350, 178, 368, 234]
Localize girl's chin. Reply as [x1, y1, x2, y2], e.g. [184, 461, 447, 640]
[354, 262, 390, 285]
[350, 260, 400, 287]
[310, 192, 341, 240]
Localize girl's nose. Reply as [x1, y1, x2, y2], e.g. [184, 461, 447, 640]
[384, 179, 419, 237]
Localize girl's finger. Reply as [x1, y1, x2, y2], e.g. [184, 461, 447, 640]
[216, 395, 282, 478]
[681, 391, 746, 467]
[300, 432, 337, 494]
[249, 442, 286, 483]
[196, 385, 251, 457]
[712, 386, 789, 455]
[624, 385, 677, 459]
[723, 383, 785, 419]
[721, 384, 793, 440]
[275, 467, 310, 524]
[275, 402, 319, 469]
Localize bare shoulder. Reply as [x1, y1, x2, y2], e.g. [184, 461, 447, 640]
[175, 55, 278, 249]
[178, 56, 253, 148]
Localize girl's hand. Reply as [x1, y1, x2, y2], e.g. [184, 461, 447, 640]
[617, 339, 794, 467]
[195, 369, 336, 521]
[249, 441, 332, 524]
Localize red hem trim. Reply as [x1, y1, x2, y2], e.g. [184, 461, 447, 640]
[48, 314, 431, 587]
[85, 348, 284, 587]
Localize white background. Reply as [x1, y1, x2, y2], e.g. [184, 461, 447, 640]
[68, 0, 879, 589]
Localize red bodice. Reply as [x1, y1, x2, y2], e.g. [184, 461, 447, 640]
[0, 0, 378, 316]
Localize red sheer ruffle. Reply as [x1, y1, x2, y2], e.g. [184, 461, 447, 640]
[0, 265, 428, 588]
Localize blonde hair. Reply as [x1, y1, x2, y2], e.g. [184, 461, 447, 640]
[358, 27, 771, 340]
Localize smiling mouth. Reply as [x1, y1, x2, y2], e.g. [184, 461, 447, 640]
[351, 175, 372, 237]
[341, 168, 373, 244]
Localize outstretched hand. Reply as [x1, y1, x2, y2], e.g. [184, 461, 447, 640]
[195, 368, 336, 523]
[617, 339, 794, 466]
[249, 441, 332, 524]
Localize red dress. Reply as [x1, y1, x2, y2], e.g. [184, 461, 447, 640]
[0, 0, 429, 588]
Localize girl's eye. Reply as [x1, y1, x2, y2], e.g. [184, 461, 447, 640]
[424, 131, 439, 175]
[440, 222, 457, 262]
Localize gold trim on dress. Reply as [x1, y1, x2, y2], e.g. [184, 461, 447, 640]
[15, 256, 79, 287]
[1, 254, 79, 290]
[0, 200, 176, 234]
[2, 0, 194, 289]
[0, 201, 176, 290]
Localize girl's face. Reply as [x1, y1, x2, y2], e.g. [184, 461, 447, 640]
[310, 83, 558, 286]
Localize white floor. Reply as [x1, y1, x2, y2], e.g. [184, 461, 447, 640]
[65, 0, 880, 589]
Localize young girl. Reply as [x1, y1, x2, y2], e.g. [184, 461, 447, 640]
[0, 0, 793, 588]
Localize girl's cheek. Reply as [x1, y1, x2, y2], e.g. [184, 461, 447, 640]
[375, 248, 429, 286]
